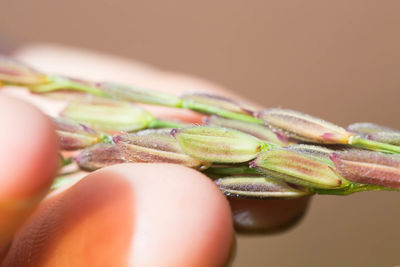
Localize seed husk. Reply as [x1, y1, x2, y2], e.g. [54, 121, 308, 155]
[181, 93, 256, 114]
[114, 129, 208, 169]
[172, 126, 269, 163]
[98, 82, 183, 107]
[256, 108, 353, 144]
[75, 143, 127, 171]
[251, 148, 344, 189]
[215, 176, 310, 199]
[62, 100, 154, 133]
[204, 115, 290, 146]
[330, 150, 400, 189]
[53, 118, 101, 150]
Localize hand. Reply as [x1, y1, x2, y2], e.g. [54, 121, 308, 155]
[0, 44, 309, 267]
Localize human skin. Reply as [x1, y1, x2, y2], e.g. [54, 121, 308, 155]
[0, 45, 309, 266]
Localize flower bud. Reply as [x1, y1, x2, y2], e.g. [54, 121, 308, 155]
[330, 150, 400, 189]
[348, 122, 400, 145]
[98, 82, 182, 107]
[251, 149, 343, 189]
[0, 55, 48, 85]
[256, 108, 353, 144]
[215, 176, 310, 199]
[172, 126, 269, 163]
[75, 144, 127, 171]
[114, 129, 208, 169]
[62, 100, 154, 133]
[204, 115, 290, 146]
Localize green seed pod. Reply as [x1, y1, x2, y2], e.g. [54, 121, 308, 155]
[257, 108, 353, 144]
[53, 118, 101, 150]
[215, 176, 310, 199]
[75, 143, 127, 171]
[99, 82, 183, 107]
[348, 122, 400, 145]
[0, 56, 49, 85]
[330, 150, 400, 189]
[62, 100, 154, 133]
[204, 115, 290, 146]
[114, 129, 208, 169]
[251, 149, 344, 189]
[172, 126, 268, 163]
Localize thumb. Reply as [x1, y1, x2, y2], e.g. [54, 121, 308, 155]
[0, 95, 59, 260]
[2, 164, 234, 267]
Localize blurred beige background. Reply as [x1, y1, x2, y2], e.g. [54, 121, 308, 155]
[1, 0, 399, 266]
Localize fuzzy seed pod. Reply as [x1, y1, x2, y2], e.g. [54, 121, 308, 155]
[62, 100, 154, 133]
[75, 144, 127, 171]
[53, 118, 101, 150]
[204, 115, 290, 146]
[257, 108, 353, 144]
[215, 176, 310, 199]
[99, 82, 183, 107]
[114, 129, 209, 169]
[181, 93, 256, 115]
[172, 126, 267, 163]
[251, 149, 344, 189]
[330, 150, 400, 189]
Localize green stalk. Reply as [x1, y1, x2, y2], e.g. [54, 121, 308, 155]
[181, 100, 263, 124]
[349, 135, 400, 154]
[147, 118, 190, 129]
[311, 183, 400, 195]
[204, 166, 259, 176]
[30, 75, 108, 97]
[59, 155, 73, 167]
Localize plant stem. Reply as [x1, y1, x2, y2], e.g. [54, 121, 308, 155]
[60, 155, 73, 167]
[147, 118, 190, 129]
[349, 136, 400, 154]
[311, 183, 400, 195]
[204, 166, 259, 176]
[30, 76, 108, 97]
[181, 100, 264, 124]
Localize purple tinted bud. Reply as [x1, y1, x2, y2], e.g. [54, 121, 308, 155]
[257, 108, 353, 144]
[75, 144, 127, 171]
[330, 150, 400, 189]
[53, 118, 100, 150]
[215, 176, 310, 199]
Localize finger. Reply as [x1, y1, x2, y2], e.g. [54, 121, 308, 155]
[11, 44, 311, 233]
[2, 164, 233, 267]
[0, 95, 59, 259]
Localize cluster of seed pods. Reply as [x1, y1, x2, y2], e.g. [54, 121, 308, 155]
[1, 55, 400, 198]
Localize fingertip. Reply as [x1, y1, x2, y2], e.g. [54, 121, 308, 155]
[0, 95, 59, 199]
[0, 95, 59, 254]
[113, 164, 233, 267]
[3, 164, 233, 267]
